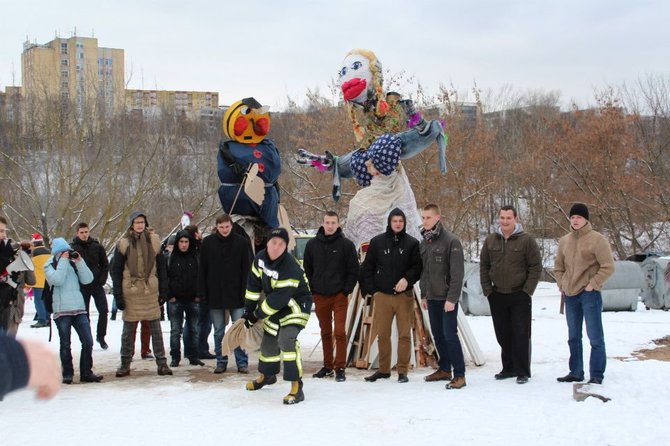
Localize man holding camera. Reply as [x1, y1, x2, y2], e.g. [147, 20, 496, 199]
[71, 223, 110, 350]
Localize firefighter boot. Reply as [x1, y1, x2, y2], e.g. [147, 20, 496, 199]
[246, 373, 277, 391]
[283, 379, 305, 405]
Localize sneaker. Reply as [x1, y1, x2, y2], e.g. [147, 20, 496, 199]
[62, 376, 73, 385]
[189, 359, 205, 366]
[283, 380, 305, 405]
[494, 371, 517, 380]
[97, 338, 109, 350]
[246, 374, 277, 390]
[587, 377, 603, 385]
[312, 367, 334, 379]
[398, 374, 409, 383]
[214, 364, 227, 374]
[238, 367, 249, 374]
[364, 371, 391, 382]
[81, 374, 104, 383]
[31, 322, 49, 328]
[424, 369, 452, 382]
[335, 368, 346, 382]
[170, 359, 180, 367]
[557, 374, 584, 383]
[446, 376, 467, 389]
[516, 376, 529, 384]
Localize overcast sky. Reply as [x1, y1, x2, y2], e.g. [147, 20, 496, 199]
[2, 0, 668, 110]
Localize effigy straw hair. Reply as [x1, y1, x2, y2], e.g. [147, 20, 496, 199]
[345, 48, 387, 143]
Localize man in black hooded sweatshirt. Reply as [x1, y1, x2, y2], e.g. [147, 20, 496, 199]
[360, 208, 422, 383]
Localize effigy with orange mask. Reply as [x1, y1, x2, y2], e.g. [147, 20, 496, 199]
[217, 97, 287, 249]
[297, 49, 447, 248]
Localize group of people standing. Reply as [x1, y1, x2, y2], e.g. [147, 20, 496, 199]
[0, 200, 615, 403]
[306, 202, 614, 390]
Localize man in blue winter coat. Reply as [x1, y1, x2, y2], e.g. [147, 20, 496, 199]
[44, 237, 103, 385]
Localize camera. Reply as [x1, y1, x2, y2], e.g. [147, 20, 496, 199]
[68, 250, 80, 260]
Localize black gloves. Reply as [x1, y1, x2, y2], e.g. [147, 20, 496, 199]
[242, 310, 258, 328]
[115, 296, 126, 311]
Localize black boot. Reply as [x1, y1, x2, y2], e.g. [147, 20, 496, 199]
[364, 371, 391, 382]
[116, 358, 131, 377]
[246, 373, 277, 390]
[283, 380, 305, 405]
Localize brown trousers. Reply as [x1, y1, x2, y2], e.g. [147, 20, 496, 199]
[373, 292, 415, 374]
[314, 293, 349, 369]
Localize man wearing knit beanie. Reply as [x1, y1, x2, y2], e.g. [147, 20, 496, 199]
[554, 202, 614, 385]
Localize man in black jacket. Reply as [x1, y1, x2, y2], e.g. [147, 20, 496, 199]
[198, 214, 251, 374]
[419, 204, 466, 389]
[360, 208, 422, 383]
[72, 223, 110, 349]
[304, 211, 358, 382]
[480, 205, 542, 384]
[167, 230, 204, 367]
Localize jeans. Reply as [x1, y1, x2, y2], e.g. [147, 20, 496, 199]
[427, 299, 465, 377]
[565, 289, 606, 380]
[81, 285, 108, 340]
[54, 313, 94, 379]
[169, 300, 200, 361]
[314, 293, 348, 370]
[33, 287, 50, 324]
[184, 301, 212, 357]
[210, 308, 248, 368]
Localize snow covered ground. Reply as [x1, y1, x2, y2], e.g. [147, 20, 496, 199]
[4, 282, 670, 445]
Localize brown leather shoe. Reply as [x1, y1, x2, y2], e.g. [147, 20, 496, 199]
[424, 369, 453, 382]
[445, 376, 467, 389]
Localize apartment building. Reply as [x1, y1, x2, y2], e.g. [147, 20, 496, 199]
[21, 35, 124, 115]
[125, 89, 219, 122]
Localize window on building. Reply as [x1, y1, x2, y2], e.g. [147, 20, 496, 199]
[61, 59, 68, 66]
[61, 43, 68, 54]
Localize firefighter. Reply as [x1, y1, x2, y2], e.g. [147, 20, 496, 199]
[242, 227, 312, 405]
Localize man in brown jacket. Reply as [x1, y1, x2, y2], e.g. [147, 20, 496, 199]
[480, 205, 541, 384]
[111, 211, 172, 377]
[554, 203, 614, 385]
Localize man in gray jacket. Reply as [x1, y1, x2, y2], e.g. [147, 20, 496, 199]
[480, 205, 541, 384]
[420, 204, 466, 389]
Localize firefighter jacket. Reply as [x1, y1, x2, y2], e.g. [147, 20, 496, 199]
[245, 248, 312, 335]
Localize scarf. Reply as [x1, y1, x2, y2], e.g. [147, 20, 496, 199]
[126, 230, 155, 283]
[421, 222, 441, 244]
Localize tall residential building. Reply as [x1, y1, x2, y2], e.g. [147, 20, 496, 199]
[21, 36, 124, 115]
[126, 89, 219, 123]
